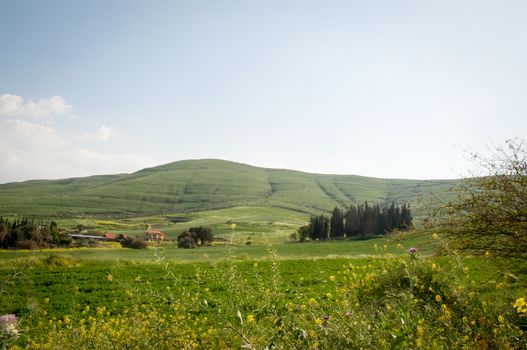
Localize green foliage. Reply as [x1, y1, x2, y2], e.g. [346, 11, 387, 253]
[188, 226, 214, 245]
[0, 253, 525, 349]
[177, 232, 196, 248]
[308, 202, 413, 240]
[441, 139, 527, 258]
[0, 217, 71, 249]
[120, 238, 148, 249]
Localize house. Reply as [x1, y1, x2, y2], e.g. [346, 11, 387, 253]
[103, 232, 117, 241]
[145, 224, 165, 241]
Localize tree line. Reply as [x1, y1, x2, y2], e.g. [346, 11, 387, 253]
[0, 217, 72, 249]
[297, 202, 413, 241]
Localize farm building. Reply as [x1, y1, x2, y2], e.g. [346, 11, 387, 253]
[145, 224, 165, 241]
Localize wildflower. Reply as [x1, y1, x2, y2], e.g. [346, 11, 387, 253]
[329, 275, 336, 281]
[513, 297, 527, 314]
[431, 263, 437, 270]
[498, 315, 505, 323]
[0, 314, 19, 338]
[435, 295, 442, 303]
[314, 318, 322, 325]
[107, 274, 113, 282]
[432, 233, 439, 240]
[485, 251, 491, 257]
[246, 315, 255, 323]
[230, 223, 237, 230]
[308, 298, 318, 306]
[408, 247, 417, 254]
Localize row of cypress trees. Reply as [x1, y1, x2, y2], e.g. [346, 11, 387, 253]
[300, 202, 413, 241]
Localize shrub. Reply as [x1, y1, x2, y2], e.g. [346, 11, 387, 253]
[120, 238, 148, 249]
[15, 239, 39, 250]
[177, 231, 197, 248]
[440, 138, 527, 258]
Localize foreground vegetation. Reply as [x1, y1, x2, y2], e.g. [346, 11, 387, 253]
[1, 235, 526, 349]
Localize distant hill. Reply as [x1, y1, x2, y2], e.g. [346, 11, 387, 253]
[0, 159, 460, 218]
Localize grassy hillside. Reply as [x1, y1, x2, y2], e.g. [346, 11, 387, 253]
[0, 159, 459, 219]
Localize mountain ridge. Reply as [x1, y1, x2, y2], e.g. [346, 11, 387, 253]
[0, 159, 459, 218]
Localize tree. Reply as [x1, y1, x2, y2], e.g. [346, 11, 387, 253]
[330, 207, 345, 238]
[189, 226, 214, 245]
[440, 139, 527, 258]
[177, 231, 196, 248]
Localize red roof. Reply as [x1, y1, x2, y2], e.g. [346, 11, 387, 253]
[146, 230, 164, 235]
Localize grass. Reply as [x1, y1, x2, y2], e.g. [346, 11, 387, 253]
[0, 159, 459, 219]
[0, 230, 436, 262]
[1, 240, 525, 349]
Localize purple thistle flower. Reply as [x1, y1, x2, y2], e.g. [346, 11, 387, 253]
[408, 247, 417, 254]
[0, 314, 16, 325]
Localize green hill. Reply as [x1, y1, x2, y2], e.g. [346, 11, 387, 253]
[0, 159, 459, 219]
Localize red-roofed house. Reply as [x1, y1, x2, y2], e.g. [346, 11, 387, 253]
[145, 224, 165, 241]
[103, 232, 117, 240]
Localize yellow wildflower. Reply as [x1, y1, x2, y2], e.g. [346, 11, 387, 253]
[246, 314, 255, 323]
[329, 275, 336, 281]
[435, 295, 442, 302]
[513, 297, 527, 314]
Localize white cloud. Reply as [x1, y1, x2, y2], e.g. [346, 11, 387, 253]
[76, 125, 116, 142]
[0, 94, 158, 183]
[0, 94, 73, 121]
[0, 118, 157, 183]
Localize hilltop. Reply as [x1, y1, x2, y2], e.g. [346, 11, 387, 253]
[0, 159, 458, 218]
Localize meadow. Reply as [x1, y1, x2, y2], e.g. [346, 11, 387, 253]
[1, 232, 526, 349]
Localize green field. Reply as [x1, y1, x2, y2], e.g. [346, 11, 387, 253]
[1, 233, 526, 349]
[2, 233, 524, 350]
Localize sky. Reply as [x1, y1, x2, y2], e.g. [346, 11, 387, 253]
[1, 0, 526, 183]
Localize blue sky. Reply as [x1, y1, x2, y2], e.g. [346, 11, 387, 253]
[1, 0, 526, 183]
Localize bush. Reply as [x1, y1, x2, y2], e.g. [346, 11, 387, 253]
[177, 232, 196, 249]
[16, 239, 39, 250]
[440, 138, 527, 258]
[121, 238, 148, 249]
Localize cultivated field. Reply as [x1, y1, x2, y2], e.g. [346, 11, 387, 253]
[1, 232, 526, 349]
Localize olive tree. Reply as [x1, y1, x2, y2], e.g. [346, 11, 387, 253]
[441, 139, 527, 258]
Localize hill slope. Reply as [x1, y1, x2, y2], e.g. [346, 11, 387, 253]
[0, 159, 459, 218]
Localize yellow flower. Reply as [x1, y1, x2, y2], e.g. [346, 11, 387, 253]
[230, 223, 237, 230]
[308, 298, 318, 306]
[432, 233, 439, 240]
[329, 275, 336, 281]
[246, 314, 255, 323]
[107, 274, 113, 282]
[315, 318, 322, 325]
[485, 251, 491, 257]
[498, 315, 505, 323]
[416, 325, 424, 336]
[435, 295, 442, 302]
[513, 297, 527, 314]
[431, 263, 437, 270]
